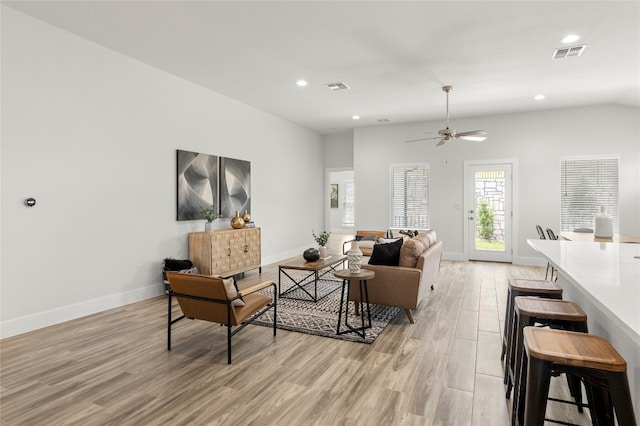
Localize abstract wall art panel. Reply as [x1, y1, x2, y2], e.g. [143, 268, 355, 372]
[176, 150, 219, 221]
[220, 157, 251, 218]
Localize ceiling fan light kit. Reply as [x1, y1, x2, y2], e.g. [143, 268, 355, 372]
[407, 85, 488, 146]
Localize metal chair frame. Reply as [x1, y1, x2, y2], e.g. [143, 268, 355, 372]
[167, 281, 277, 364]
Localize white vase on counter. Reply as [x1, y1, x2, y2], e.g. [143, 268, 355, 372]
[319, 246, 327, 258]
[594, 206, 613, 238]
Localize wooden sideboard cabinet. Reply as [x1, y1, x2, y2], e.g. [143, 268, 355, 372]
[189, 228, 261, 277]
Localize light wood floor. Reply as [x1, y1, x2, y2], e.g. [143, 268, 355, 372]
[1, 254, 593, 425]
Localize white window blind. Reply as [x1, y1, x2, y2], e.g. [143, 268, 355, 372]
[390, 164, 429, 229]
[343, 179, 355, 227]
[560, 156, 619, 232]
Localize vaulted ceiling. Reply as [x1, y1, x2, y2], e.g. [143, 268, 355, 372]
[4, 1, 639, 134]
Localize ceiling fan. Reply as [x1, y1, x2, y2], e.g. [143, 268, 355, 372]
[407, 86, 487, 146]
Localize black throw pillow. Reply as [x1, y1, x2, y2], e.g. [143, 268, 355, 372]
[368, 238, 403, 266]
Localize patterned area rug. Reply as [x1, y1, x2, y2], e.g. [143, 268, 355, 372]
[254, 278, 400, 344]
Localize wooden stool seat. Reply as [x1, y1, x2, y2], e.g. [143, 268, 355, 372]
[502, 279, 563, 390]
[502, 279, 562, 367]
[509, 297, 589, 425]
[524, 327, 627, 373]
[509, 279, 563, 294]
[515, 297, 587, 322]
[520, 327, 636, 426]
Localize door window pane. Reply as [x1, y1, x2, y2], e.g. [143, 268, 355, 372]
[474, 170, 506, 251]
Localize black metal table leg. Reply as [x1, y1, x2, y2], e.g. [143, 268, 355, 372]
[334, 270, 375, 338]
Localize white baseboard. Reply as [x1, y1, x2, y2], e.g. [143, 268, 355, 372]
[0, 284, 164, 339]
[442, 252, 547, 266]
[442, 251, 467, 261]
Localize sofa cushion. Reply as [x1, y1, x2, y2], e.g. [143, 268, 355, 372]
[399, 233, 432, 268]
[368, 238, 403, 266]
[358, 239, 376, 253]
[414, 232, 431, 249]
[377, 237, 403, 244]
[424, 230, 437, 246]
[398, 239, 423, 268]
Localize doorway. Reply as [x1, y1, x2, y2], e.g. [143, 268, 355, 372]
[464, 161, 514, 262]
[326, 169, 355, 234]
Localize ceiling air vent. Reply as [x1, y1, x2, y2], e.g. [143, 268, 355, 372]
[553, 45, 587, 59]
[377, 118, 390, 123]
[326, 82, 350, 91]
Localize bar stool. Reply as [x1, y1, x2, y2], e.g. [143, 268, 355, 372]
[521, 327, 636, 426]
[535, 225, 555, 280]
[501, 279, 563, 379]
[509, 297, 589, 425]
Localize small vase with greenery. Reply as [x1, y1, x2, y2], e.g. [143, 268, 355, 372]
[313, 230, 330, 257]
[200, 206, 218, 231]
[312, 230, 330, 247]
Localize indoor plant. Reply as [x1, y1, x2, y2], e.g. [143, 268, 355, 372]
[312, 230, 330, 257]
[200, 206, 218, 231]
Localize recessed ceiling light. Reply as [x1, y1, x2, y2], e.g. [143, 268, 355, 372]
[534, 94, 545, 101]
[352, 115, 360, 120]
[561, 34, 581, 44]
[296, 79, 308, 87]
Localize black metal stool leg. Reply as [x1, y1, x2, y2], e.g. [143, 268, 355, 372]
[521, 356, 552, 426]
[608, 372, 637, 426]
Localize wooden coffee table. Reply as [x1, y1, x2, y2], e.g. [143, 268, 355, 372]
[278, 255, 347, 302]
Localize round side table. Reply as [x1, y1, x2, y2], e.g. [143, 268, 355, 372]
[334, 269, 375, 338]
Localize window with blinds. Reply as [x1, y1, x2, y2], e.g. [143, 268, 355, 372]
[342, 180, 355, 227]
[390, 164, 429, 229]
[560, 156, 619, 232]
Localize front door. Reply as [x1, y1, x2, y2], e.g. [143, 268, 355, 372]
[465, 162, 513, 262]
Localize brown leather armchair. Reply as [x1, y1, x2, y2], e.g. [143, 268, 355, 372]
[166, 272, 276, 364]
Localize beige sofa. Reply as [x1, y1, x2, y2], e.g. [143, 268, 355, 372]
[348, 230, 442, 324]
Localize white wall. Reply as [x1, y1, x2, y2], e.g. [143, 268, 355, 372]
[352, 105, 640, 263]
[323, 130, 354, 168]
[0, 7, 324, 337]
[324, 130, 355, 235]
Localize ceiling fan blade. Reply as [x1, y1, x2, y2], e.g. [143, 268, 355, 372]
[455, 130, 487, 142]
[436, 137, 449, 146]
[406, 135, 441, 143]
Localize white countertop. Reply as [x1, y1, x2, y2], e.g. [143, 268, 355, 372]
[527, 239, 640, 343]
